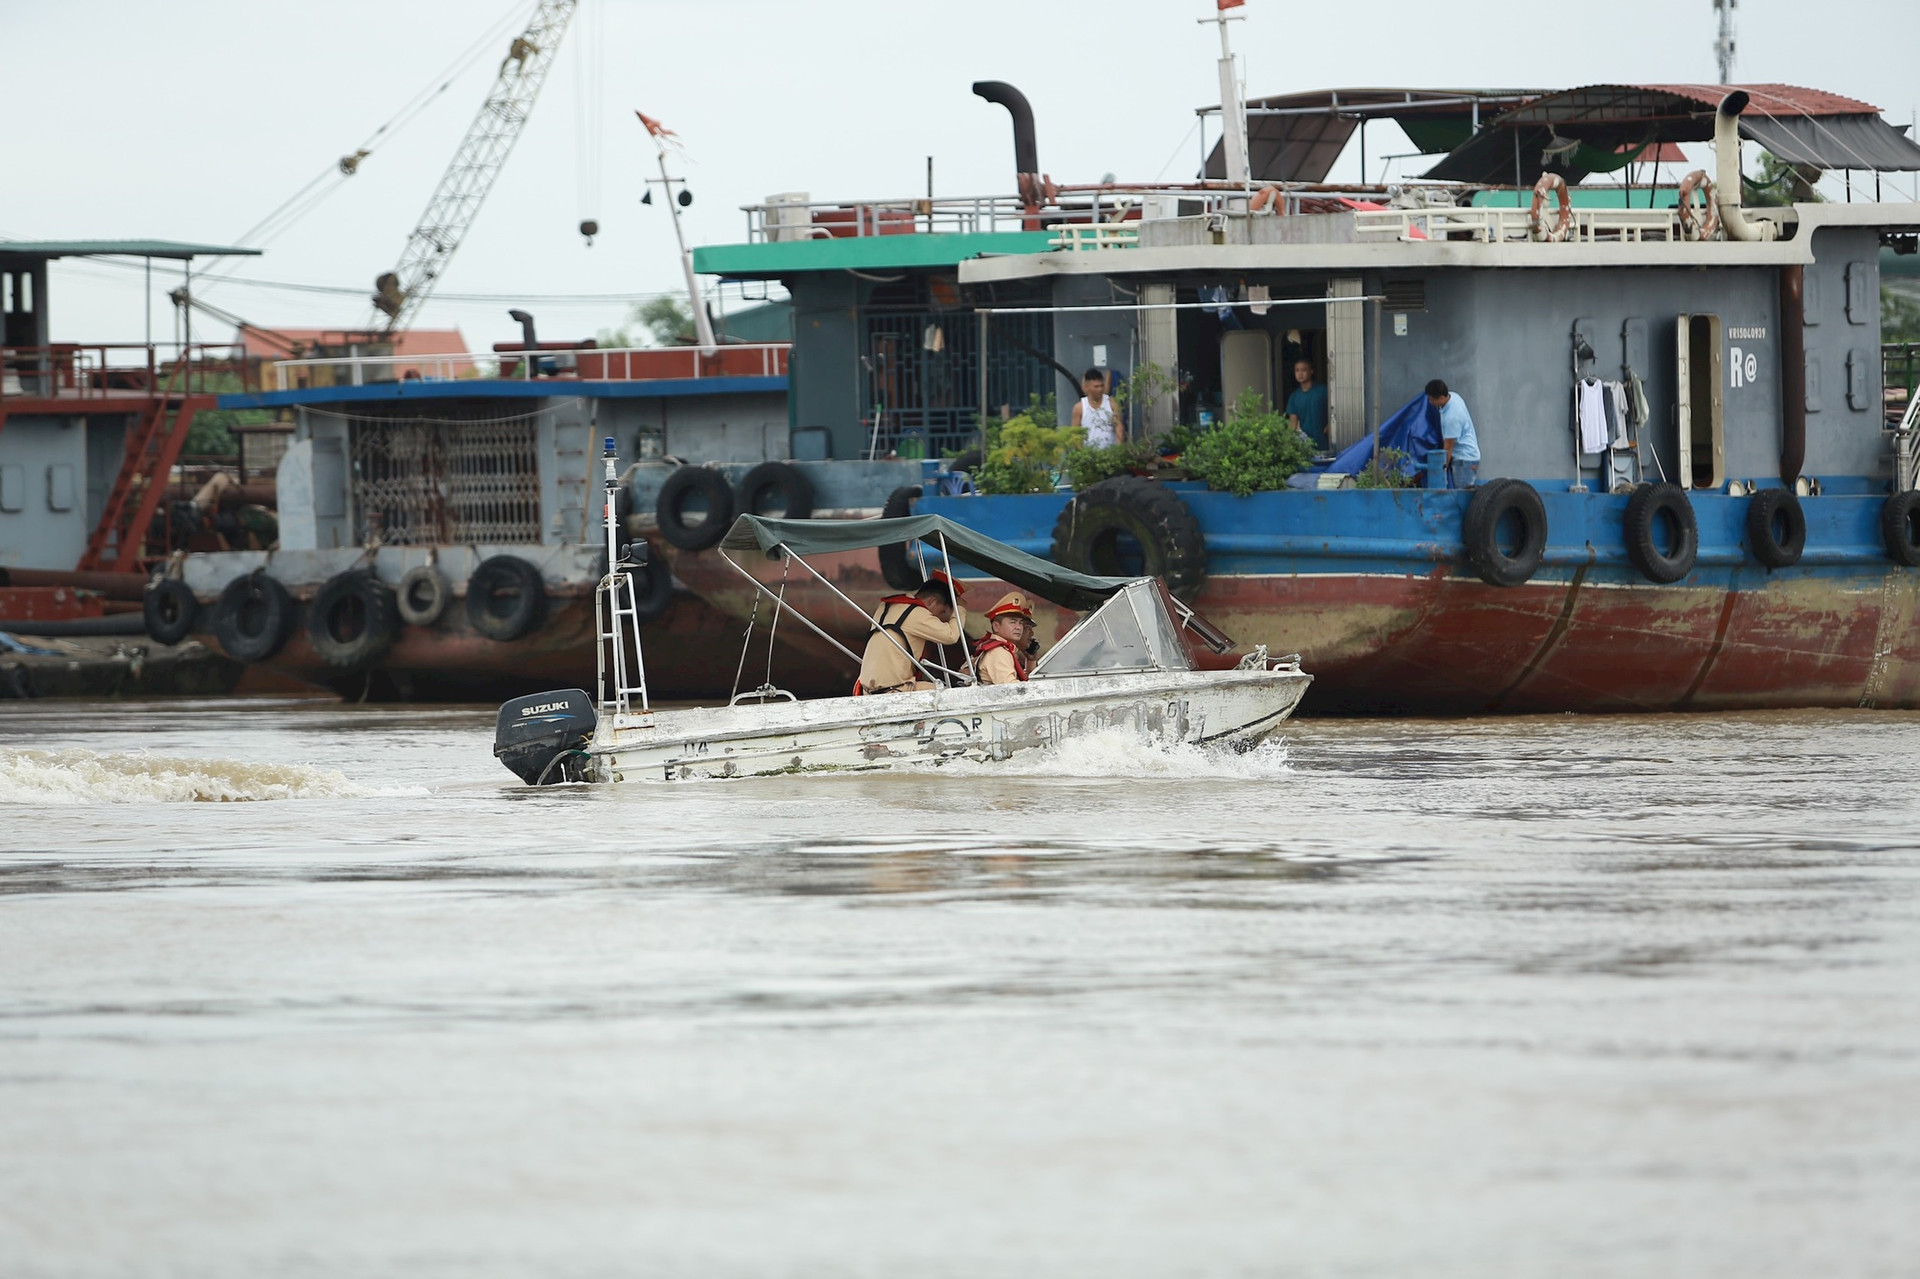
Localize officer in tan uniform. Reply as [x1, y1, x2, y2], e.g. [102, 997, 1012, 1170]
[973, 591, 1038, 685]
[855, 572, 966, 694]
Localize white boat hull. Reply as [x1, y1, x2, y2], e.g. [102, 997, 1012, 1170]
[588, 667, 1311, 784]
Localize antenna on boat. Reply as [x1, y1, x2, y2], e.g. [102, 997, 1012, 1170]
[636, 110, 719, 354]
[1202, 0, 1252, 190]
[1713, 0, 1736, 84]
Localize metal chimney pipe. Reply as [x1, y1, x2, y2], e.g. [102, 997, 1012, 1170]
[508, 308, 538, 350]
[1715, 91, 1778, 242]
[972, 81, 1038, 178]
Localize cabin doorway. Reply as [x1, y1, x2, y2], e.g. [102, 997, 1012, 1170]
[1676, 313, 1725, 490]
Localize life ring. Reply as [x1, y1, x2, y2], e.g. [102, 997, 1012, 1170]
[1677, 170, 1721, 241]
[1461, 479, 1548, 587]
[1882, 490, 1920, 566]
[734, 461, 816, 520]
[1528, 173, 1574, 243]
[655, 465, 736, 551]
[1624, 483, 1700, 583]
[307, 570, 400, 668]
[1050, 476, 1207, 601]
[877, 484, 924, 591]
[1745, 489, 1806, 568]
[396, 564, 450, 627]
[210, 570, 294, 662]
[143, 577, 198, 645]
[465, 555, 547, 642]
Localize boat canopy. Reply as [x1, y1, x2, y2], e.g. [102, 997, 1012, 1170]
[719, 513, 1132, 612]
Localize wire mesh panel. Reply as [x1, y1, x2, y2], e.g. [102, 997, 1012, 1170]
[445, 419, 541, 543]
[348, 412, 542, 545]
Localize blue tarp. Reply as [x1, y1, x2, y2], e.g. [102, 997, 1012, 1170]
[1287, 393, 1442, 487]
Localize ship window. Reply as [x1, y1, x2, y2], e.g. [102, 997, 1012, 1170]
[0, 465, 23, 512]
[1845, 261, 1870, 324]
[1030, 581, 1192, 678]
[46, 464, 74, 513]
[1676, 313, 1725, 490]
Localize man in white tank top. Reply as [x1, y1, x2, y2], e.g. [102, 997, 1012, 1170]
[1070, 368, 1123, 449]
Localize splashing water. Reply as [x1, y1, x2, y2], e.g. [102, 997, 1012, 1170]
[903, 727, 1293, 783]
[0, 748, 408, 804]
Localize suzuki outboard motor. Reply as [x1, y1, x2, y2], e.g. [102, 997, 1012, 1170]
[494, 689, 597, 784]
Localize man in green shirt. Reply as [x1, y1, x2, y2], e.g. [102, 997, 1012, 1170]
[1284, 359, 1330, 449]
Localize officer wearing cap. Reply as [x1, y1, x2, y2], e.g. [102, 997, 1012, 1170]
[855, 571, 967, 694]
[974, 591, 1038, 685]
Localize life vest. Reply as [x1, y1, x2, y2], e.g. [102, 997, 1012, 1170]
[973, 634, 1028, 682]
[854, 596, 929, 695]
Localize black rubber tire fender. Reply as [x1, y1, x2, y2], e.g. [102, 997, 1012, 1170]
[396, 564, 451, 627]
[1623, 483, 1700, 584]
[1745, 488, 1807, 568]
[877, 484, 924, 591]
[143, 577, 198, 645]
[1050, 476, 1207, 601]
[465, 555, 548, 642]
[655, 465, 736, 551]
[950, 448, 983, 474]
[1881, 490, 1920, 567]
[1461, 478, 1548, 587]
[734, 461, 816, 520]
[211, 570, 294, 662]
[630, 557, 675, 624]
[307, 571, 400, 668]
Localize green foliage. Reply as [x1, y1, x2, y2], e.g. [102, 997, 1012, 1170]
[1885, 285, 1920, 344]
[180, 368, 267, 457]
[1064, 438, 1159, 489]
[974, 411, 1082, 495]
[602, 296, 696, 349]
[1180, 394, 1315, 497]
[1744, 151, 1823, 208]
[1354, 447, 1415, 489]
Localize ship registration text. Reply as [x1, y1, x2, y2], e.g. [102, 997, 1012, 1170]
[1728, 326, 1766, 389]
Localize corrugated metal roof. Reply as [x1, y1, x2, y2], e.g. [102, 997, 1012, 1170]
[0, 240, 261, 260]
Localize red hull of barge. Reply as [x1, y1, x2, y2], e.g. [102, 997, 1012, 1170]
[663, 547, 1920, 714]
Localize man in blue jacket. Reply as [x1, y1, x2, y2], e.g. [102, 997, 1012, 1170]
[1426, 379, 1480, 488]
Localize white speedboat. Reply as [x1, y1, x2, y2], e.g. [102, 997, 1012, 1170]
[492, 442, 1311, 786]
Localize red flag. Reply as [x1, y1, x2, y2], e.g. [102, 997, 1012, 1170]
[635, 111, 677, 139]
[1217, 0, 1245, 8]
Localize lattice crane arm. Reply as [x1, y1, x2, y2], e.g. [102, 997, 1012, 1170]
[372, 0, 578, 333]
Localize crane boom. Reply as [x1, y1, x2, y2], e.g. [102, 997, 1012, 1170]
[372, 0, 577, 333]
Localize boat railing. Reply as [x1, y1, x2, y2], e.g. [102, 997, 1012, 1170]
[1352, 206, 1694, 244]
[1, 342, 251, 400]
[268, 343, 792, 392]
[739, 185, 1280, 243]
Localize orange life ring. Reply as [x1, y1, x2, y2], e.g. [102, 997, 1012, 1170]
[1677, 169, 1721, 241]
[1528, 173, 1574, 242]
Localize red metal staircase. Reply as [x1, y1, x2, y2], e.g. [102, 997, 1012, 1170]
[77, 359, 213, 572]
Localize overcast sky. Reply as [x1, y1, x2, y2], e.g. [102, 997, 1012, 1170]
[6, 0, 1915, 348]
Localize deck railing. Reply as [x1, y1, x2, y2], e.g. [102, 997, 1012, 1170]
[268, 343, 791, 392]
[0, 342, 250, 399]
[1352, 206, 1697, 244]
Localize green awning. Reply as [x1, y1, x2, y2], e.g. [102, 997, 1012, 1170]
[720, 513, 1132, 612]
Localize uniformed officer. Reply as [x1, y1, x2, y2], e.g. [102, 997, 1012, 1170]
[855, 572, 966, 694]
[973, 591, 1037, 685]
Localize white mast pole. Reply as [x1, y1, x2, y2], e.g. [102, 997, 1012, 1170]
[656, 144, 718, 354]
[1204, 3, 1252, 190]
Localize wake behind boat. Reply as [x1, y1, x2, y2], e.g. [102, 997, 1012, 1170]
[492, 441, 1311, 785]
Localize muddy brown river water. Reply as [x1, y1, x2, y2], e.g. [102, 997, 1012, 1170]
[1, 700, 1917, 1276]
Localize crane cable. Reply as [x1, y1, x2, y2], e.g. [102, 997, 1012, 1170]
[573, 0, 605, 243]
[215, 0, 535, 264]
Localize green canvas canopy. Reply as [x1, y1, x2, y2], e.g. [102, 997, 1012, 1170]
[719, 514, 1132, 613]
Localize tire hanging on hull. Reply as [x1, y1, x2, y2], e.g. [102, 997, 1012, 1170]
[1745, 489, 1807, 568]
[1882, 491, 1920, 567]
[1624, 483, 1700, 584]
[466, 556, 548, 642]
[211, 571, 294, 662]
[1461, 479, 1547, 587]
[878, 485, 924, 591]
[1051, 477, 1206, 601]
[308, 571, 400, 668]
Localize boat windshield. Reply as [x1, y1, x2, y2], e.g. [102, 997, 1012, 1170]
[1030, 580, 1193, 678]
